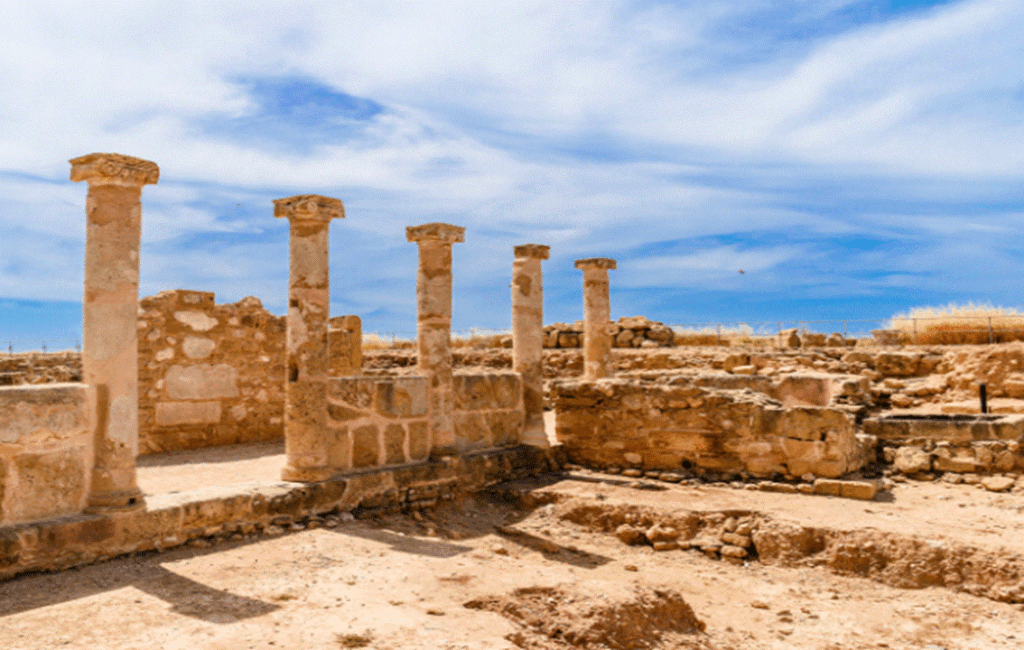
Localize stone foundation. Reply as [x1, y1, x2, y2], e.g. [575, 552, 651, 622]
[0, 444, 562, 582]
[553, 377, 869, 479]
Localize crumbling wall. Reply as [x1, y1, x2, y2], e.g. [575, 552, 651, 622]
[553, 378, 868, 479]
[138, 290, 288, 454]
[0, 384, 93, 525]
[543, 316, 674, 349]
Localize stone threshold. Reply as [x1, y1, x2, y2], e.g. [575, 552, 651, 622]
[0, 444, 564, 583]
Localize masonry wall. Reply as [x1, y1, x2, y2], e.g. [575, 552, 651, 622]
[0, 384, 94, 525]
[138, 290, 287, 454]
[553, 378, 868, 479]
[323, 372, 524, 472]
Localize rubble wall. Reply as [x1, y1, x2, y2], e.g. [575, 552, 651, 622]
[553, 378, 867, 479]
[324, 372, 524, 472]
[138, 290, 288, 454]
[0, 384, 94, 525]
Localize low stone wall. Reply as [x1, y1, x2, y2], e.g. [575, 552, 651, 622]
[543, 316, 674, 349]
[0, 445, 562, 582]
[553, 378, 869, 479]
[324, 372, 524, 472]
[0, 384, 94, 525]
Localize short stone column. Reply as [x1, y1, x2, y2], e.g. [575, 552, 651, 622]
[274, 194, 345, 482]
[574, 257, 617, 380]
[71, 152, 159, 513]
[406, 223, 465, 457]
[512, 244, 550, 447]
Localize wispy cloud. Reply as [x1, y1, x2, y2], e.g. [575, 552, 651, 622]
[2, 0, 1023, 345]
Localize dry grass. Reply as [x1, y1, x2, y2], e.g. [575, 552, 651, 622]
[452, 329, 511, 349]
[362, 333, 415, 350]
[671, 325, 773, 348]
[888, 303, 1024, 345]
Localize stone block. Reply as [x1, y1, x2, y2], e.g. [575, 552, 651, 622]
[840, 481, 878, 500]
[154, 401, 221, 427]
[812, 478, 844, 496]
[894, 446, 931, 474]
[328, 378, 376, 409]
[875, 352, 921, 377]
[408, 421, 430, 462]
[0, 384, 93, 444]
[376, 378, 428, 418]
[933, 447, 976, 473]
[982, 476, 1015, 492]
[455, 412, 489, 445]
[352, 424, 380, 468]
[7, 449, 88, 523]
[384, 424, 406, 465]
[165, 364, 239, 399]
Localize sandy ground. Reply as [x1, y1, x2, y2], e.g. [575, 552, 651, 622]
[3, 467, 1024, 650]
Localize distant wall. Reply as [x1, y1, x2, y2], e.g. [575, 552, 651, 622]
[553, 378, 867, 479]
[0, 384, 93, 525]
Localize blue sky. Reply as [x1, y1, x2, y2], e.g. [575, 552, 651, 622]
[2, 0, 1023, 350]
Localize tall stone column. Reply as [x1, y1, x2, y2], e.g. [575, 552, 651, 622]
[274, 194, 345, 482]
[71, 152, 159, 513]
[574, 257, 617, 380]
[512, 244, 550, 447]
[407, 223, 465, 457]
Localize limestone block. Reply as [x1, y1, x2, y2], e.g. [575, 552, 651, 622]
[154, 401, 221, 427]
[182, 336, 216, 359]
[455, 412, 489, 445]
[1004, 380, 1024, 399]
[408, 421, 430, 461]
[173, 311, 219, 332]
[165, 364, 239, 399]
[329, 378, 376, 410]
[933, 447, 976, 473]
[0, 384, 93, 443]
[384, 424, 406, 465]
[875, 352, 921, 377]
[615, 329, 634, 347]
[981, 476, 1015, 492]
[894, 446, 931, 474]
[558, 332, 581, 348]
[7, 448, 88, 523]
[352, 424, 380, 468]
[376, 378, 428, 418]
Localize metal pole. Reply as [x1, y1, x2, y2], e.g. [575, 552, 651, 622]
[913, 318, 918, 345]
[988, 317, 994, 345]
[980, 383, 988, 414]
[843, 321, 847, 337]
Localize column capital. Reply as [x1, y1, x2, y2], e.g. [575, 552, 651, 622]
[406, 222, 465, 244]
[575, 257, 616, 271]
[514, 244, 550, 260]
[273, 194, 345, 223]
[70, 153, 159, 187]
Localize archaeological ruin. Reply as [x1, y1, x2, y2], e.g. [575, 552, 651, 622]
[2, 154, 1024, 648]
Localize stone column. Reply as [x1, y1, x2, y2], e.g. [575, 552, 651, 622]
[574, 257, 617, 380]
[71, 152, 159, 513]
[512, 244, 550, 447]
[274, 194, 345, 482]
[406, 223, 465, 457]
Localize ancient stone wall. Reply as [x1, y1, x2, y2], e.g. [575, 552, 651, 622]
[137, 290, 287, 454]
[543, 316, 675, 349]
[0, 384, 94, 525]
[553, 377, 869, 479]
[323, 372, 524, 472]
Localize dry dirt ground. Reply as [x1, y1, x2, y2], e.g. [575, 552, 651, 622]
[2, 457, 1023, 650]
